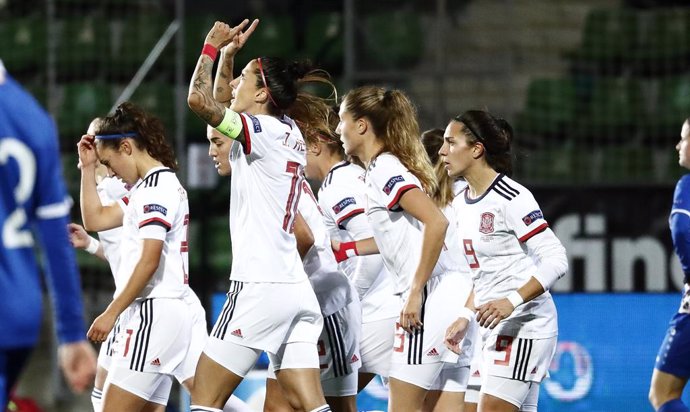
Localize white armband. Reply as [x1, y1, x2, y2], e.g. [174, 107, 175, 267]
[215, 108, 243, 139]
[507, 291, 524, 308]
[458, 306, 475, 322]
[85, 236, 100, 255]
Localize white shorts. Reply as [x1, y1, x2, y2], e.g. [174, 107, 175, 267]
[482, 375, 540, 410]
[105, 297, 196, 405]
[109, 298, 194, 375]
[465, 324, 484, 404]
[173, 293, 208, 383]
[210, 280, 323, 353]
[391, 273, 474, 367]
[205, 338, 264, 378]
[318, 299, 362, 380]
[105, 366, 173, 405]
[97, 316, 123, 371]
[359, 317, 396, 377]
[482, 335, 556, 383]
[428, 364, 470, 392]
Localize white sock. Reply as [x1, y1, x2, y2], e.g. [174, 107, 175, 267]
[222, 395, 254, 412]
[308, 405, 332, 412]
[190, 405, 223, 412]
[90, 388, 103, 412]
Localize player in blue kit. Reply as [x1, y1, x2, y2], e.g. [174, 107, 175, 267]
[649, 117, 690, 412]
[0, 59, 96, 409]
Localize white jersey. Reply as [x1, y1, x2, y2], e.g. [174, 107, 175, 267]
[298, 180, 356, 317]
[452, 174, 558, 339]
[116, 167, 191, 300]
[364, 153, 434, 295]
[318, 161, 399, 322]
[96, 176, 128, 280]
[228, 113, 307, 283]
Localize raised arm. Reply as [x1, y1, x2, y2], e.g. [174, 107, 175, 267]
[214, 19, 259, 106]
[78, 136, 123, 231]
[188, 20, 249, 126]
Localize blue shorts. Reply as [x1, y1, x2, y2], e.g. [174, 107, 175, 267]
[655, 312, 690, 378]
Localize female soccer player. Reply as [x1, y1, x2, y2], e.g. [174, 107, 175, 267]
[648, 117, 690, 412]
[299, 100, 400, 392]
[187, 20, 331, 412]
[77, 102, 204, 412]
[441, 110, 568, 412]
[336, 85, 472, 411]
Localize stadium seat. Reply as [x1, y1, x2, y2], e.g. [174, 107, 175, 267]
[649, 76, 690, 139]
[362, 10, 423, 68]
[599, 147, 653, 181]
[581, 78, 644, 140]
[304, 12, 344, 73]
[238, 15, 296, 65]
[130, 82, 175, 131]
[55, 16, 109, 79]
[515, 78, 578, 141]
[57, 82, 113, 143]
[0, 16, 47, 73]
[570, 8, 639, 73]
[108, 15, 168, 78]
[634, 8, 690, 73]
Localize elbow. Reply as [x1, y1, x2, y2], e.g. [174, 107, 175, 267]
[187, 92, 204, 114]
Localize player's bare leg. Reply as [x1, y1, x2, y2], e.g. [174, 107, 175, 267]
[649, 369, 689, 411]
[478, 393, 519, 412]
[101, 384, 163, 412]
[274, 368, 328, 411]
[190, 353, 244, 409]
[264, 378, 294, 412]
[388, 378, 429, 412]
[422, 390, 464, 412]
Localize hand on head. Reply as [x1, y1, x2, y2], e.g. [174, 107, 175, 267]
[77, 135, 98, 169]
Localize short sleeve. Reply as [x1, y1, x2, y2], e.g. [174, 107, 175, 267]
[505, 189, 549, 243]
[369, 156, 421, 211]
[238, 113, 297, 159]
[134, 186, 178, 241]
[321, 187, 366, 230]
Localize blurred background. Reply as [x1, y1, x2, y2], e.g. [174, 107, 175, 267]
[2, 0, 690, 410]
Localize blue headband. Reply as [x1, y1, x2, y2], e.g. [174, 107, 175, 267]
[94, 132, 137, 140]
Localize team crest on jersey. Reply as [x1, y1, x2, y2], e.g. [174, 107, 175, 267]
[246, 114, 262, 133]
[333, 197, 356, 213]
[479, 212, 495, 234]
[143, 203, 167, 215]
[383, 175, 404, 195]
[522, 209, 543, 225]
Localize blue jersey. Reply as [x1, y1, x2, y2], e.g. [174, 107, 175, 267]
[0, 64, 86, 348]
[670, 174, 690, 284]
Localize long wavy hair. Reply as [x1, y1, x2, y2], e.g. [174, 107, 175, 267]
[341, 86, 436, 195]
[95, 102, 177, 170]
[288, 93, 343, 159]
[420, 128, 453, 207]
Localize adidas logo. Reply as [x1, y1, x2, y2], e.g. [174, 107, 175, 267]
[427, 348, 439, 356]
[231, 329, 243, 338]
[351, 354, 359, 363]
[472, 369, 481, 377]
[531, 366, 538, 374]
[150, 358, 161, 366]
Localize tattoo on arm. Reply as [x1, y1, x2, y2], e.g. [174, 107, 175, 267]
[189, 57, 225, 127]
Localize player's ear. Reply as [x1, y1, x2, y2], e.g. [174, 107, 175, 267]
[356, 118, 368, 135]
[472, 141, 485, 159]
[120, 139, 133, 156]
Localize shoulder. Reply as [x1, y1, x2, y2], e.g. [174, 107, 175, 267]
[490, 175, 529, 202]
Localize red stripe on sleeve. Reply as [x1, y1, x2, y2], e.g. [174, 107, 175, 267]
[122, 196, 129, 205]
[139, 217, 172, 231]
[240, 114, 252, 155]
[519, 222, 549, 243]
[336, 208, 365, 229]
[387, 184, 419, 210]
